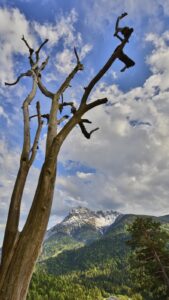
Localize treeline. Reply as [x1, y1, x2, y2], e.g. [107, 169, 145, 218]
[27, 267, 142, 300]
[28, 217, 169, 300]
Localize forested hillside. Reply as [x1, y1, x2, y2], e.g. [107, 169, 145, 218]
[27, 211, 169, 300]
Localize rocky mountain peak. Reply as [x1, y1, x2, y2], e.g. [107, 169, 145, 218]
[45, 207, 121, 241]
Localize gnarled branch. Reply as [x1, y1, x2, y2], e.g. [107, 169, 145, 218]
[21, 35, 34, 66]
[56, 49, 84, 97]
[79, 122, 99, 139]
[80, 36, 130, 107]
[5, 71, 32, 86]
[29, 101, 43, 166]
[59, 101, 74, 113]
[21, 75, 38, 162]
[74, 47, 80, 64]
[39, 56, 50, 72]
[22, 35, 34, 55]
[35, 39, 49, 62]
[37, 77, 54, 98]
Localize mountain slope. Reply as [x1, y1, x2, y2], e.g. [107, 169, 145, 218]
[29, 210, 169, 300]
[41, 207, 121, 260]
[40, 212, 169, 276]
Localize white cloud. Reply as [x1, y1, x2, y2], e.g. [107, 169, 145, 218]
[33, 9, 79, 47]
[76, 171, 93, 179]
[0, 7, 36, 84]
[55, 44, 92, 74]
[55, 48, 75, 74]
[1, 3, 169, 244]
[82, 0, 169, 34]
[56, 30, 169, 217]
[32, 9, 92, 76]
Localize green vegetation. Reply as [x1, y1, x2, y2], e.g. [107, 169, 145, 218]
[127, 217, 169, 300]
[40, 236, 84, 260]
[28, 215, 169, 300]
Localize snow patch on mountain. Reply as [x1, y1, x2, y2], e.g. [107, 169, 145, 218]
[45, 207, 121, 241]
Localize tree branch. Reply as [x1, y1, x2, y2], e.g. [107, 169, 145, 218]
[4, 71, 32, 86]
[80, 38, 129, 107]
[21, 35, 34, 55]
[56, 49, 83, 97]
[39, 56, 50, 72]
[1, 74, 38, 272]
[35, 39, 49, 62]
[86, 97, 108, 111]
[29, 101, 43, 166]
[81, 119, 92, 124]
[37, 77, 54, 98]
[59, 101, 74, 113]
[55, 97, 107, 145]
[21, 35, 34, 66]
[74, 47, 80, 64]
[79, 122, 99, 139]
[21, 75, 38, 162]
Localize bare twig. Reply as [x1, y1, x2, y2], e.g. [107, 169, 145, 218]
[35, 39, 49, 62]
[21, 35, 34, 55]
[59, 101, 74, 113]
[79, 122, 99, 139]
[39, 56, 49, 72]
[86, 97, 108, 111]
[37, 77, 54, 98]
[5, 71, 32, 86]
[56, 50, 84, 96]
[80, 38, 129, 107]
[29, 101, 43, 166]
[30, 113, 50, 123]
[80, 119, 92, 124]
[21, 75, 38, 162]
[21, 35, 34, 66]
[57, 115, 69, 125]
[74, 47, 80, 63]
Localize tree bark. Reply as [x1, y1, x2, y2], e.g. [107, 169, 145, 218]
[0, 159, 57, 300]
[0, 16, 134, 299]
[0, 163, 29, 282]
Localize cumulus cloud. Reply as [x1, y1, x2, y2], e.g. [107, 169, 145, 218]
[33, 9, 92, 75]
[82, 0, 169, 35]
[1, 3, 169, 243]
[33, 9, 79, 47]
[56, 30, 169, 217]
[0, 7, 35, 84]
[76, 171, 93, 179]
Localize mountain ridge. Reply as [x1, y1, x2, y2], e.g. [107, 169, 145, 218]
[45, 206, 121, 240]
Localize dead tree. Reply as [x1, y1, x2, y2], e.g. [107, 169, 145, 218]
[0, 14, 135, 300]
[114, 12, 135, 72]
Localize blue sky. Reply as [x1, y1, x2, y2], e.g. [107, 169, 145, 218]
[0, 0, 169, 244]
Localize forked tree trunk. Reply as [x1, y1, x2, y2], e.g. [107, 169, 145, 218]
[0, 15, 133, 299]
[0, 163, 29, 276]
[0, 161, 57, 300]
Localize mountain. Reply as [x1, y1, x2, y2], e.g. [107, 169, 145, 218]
[29, 209, 169, 300]
[40, 207, 121, 260]
[41, 208, 169, 261]
[45, 206, 121, 241]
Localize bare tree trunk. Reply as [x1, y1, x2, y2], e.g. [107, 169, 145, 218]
[0, 163, 29, 283]
[0, 160, 57, 300]
[0, 14, 134, 299]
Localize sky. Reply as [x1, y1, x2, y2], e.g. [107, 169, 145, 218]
[0, 0, 169, 244]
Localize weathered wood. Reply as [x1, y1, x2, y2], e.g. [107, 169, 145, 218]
[0, 14, 135, 299]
